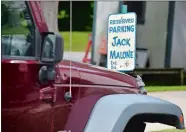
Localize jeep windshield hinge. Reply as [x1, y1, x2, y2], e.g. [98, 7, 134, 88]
[136, 75, 147, 95]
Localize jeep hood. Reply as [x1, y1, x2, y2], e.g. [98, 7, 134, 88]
[71, 61, 138, 88]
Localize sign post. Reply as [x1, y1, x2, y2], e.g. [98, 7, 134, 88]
[120, 5, 128, 13]
[107, 9, 137, 71]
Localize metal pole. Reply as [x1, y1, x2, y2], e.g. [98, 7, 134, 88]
[121, 5, 128, 13]
[91, 1, 97, 64]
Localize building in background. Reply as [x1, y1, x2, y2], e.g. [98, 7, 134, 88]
[171, 2, 186, 69]
[134, 1, 169, 68]
[135, 1, 186, 69]
[92, 1, 186, 69]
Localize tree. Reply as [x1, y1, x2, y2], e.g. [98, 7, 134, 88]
[39, 1, 59, 32]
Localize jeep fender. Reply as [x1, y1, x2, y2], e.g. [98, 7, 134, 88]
[84, 94, 185, 132]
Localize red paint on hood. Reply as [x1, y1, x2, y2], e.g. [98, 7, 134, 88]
[58, 60, 138, 88]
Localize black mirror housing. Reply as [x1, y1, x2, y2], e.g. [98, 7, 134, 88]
[41, 33, 64, 64]
[55, 33, 64, 63]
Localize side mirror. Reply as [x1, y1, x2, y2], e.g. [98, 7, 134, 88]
[41, 33, 64, 64]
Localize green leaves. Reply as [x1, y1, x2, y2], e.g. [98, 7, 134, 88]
[58, 10, 69, 19]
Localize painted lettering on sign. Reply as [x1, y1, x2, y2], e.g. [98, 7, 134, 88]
[107, 13, 137, 71]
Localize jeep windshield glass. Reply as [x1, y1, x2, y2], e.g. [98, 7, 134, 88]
[1, 1, 35, 57]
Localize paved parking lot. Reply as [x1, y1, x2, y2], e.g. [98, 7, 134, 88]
[64, 52, 88, 62]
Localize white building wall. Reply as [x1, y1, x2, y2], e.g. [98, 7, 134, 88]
[171, 2, 186, 69]
[136, 1, 169, 68]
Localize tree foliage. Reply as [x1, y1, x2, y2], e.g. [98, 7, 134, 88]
[58, 1, 94, 31]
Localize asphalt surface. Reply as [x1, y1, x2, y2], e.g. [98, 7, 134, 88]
[63, 52, 89, 62]
[145, 91, 186, 132]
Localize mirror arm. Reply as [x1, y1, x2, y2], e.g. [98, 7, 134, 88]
[47, 65, 56, 81]
[39, 65, 56, 85]
[39, 66, 48, 84]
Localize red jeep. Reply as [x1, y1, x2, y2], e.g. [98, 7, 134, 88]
[1, 1, 185, 132]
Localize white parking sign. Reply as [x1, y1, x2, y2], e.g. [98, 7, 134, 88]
[107, 13, 137, 71]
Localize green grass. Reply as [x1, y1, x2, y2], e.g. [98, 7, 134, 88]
[2, 26, 29, 35]
[146, 86, 186, 92]
[60, 31, 90, 51]
[152, 129, 186, 132]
